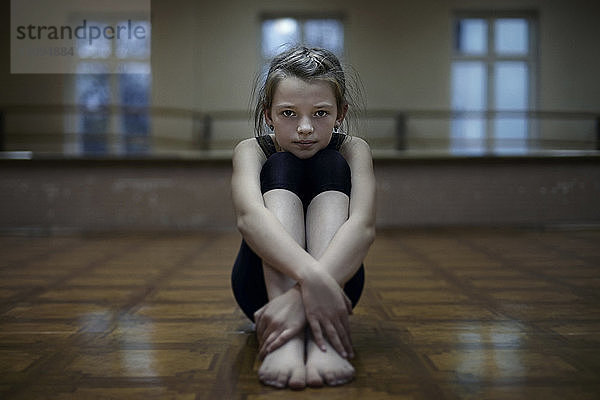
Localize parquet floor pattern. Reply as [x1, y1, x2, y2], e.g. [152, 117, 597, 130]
[1, 228, 599, 399]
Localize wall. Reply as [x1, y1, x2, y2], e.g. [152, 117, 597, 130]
[1, 0, 599, 152]
[1, 157, 598, 232]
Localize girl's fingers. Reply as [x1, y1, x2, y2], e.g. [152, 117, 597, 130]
[308, 318, 327, 352]
[265, 328, 292, 354]
[344, 324, 354, 358]
[324, 322, 347, 358]
[257, 317, 275, 348]
[254, 307, 265, 338]
[259, 330, 279, 360]
[256, 321, 266, 345]
[344, 293, 353, 315]
[259, 342, 269, 360]
[335, 318, 353, 358]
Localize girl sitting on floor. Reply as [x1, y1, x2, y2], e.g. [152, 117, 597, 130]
[231, 46, 376, 389]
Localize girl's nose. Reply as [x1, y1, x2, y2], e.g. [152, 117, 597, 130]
[297, 117, 314, 134]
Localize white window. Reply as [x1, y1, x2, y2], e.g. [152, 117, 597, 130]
[451, 13, 537, 154]
[261, 16, 344, 63]
[73, 19, 151, 155]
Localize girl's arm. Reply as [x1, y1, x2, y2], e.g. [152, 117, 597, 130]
[317, 136, 377, 284]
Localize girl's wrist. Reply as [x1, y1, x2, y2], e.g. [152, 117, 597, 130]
[289, 283, 302, 298]
[297, 262, 322, 287]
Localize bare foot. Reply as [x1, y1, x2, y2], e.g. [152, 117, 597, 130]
[258, 333, 306, 389]
[305, 336, 355, 387]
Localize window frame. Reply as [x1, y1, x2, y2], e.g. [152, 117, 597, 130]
[259, 12, 346, 65]
[451, 10, 539, 154]
[66, 12, 152, 156]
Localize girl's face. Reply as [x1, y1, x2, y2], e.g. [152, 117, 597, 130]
[265, 76, 344, 159]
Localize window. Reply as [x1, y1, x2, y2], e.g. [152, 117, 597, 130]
[261, 15, 344, 64]
[74, 19, 151, 155]
[451, 13, 537, 154]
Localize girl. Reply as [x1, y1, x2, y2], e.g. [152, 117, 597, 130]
[231, 46, 376, 389]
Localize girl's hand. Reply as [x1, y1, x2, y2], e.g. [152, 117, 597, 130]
[254, 285, 305, 360]
[299, 267, 354, 359]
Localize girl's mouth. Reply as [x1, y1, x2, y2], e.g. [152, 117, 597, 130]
[296, 140, 316, 148]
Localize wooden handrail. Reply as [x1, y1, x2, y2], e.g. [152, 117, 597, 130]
[1, 104, 599, 153]
[1, 104, 598, 120]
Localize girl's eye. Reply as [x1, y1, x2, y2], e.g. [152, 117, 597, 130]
[281, 110, 295, 117]
[315, 110, 329, 117]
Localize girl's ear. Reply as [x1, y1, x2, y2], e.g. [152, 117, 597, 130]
[336, 103, 349, 126]
[264, 108, 273, 126]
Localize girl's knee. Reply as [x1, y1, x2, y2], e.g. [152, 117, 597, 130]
[260, 152, 304, 197]
[311, 148, 348, 165]
[305, 149, 351, 201]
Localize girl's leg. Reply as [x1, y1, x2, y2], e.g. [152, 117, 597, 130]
[304, 190, 356, 387]
[261, 188, 305, 299]
[256, 152, 308, 389]
[232, 152, 305, 321]
[258, 189, 306, 389]
[305, 191, 349, 260]
[302, 149, 357, 387]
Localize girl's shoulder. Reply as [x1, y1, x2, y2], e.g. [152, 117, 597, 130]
[234, 137, 258, 151]
[233, 137, 268, 163]
[339, 135, 371, 152]
[339, 135, 372, 161]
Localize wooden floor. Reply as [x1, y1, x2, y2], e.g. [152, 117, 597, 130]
[1, 228, 599, 399]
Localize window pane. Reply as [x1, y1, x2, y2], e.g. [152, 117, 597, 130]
[494, 62, 528, 153]
[495, 62, 528, 110]
[304, 19, 344, 56]
[116, 20, 151, 59]
[76, 64, 110, 154]
[494, 118, 527, 154]
[451, 118, 486, 155]
[76, 22, 112, 59]
[119, 64, 151, 154]
[455, 19, 487, 55]
[262, 18, 300, 58]
[451, 62, 487, 154]
[452, 62, 487, 111]
[495, 19, 528, 55]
